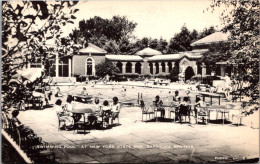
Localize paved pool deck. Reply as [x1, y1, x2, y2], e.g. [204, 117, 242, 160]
[19, 103, 259, 163]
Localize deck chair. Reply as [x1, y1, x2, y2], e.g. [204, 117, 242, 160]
[178, 105, 191, 124]
[140, 100, 155, 122]
[196, 106, 210, 124]
[57, 112, 66, 131]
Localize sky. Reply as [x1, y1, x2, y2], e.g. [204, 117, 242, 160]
[62, 0, 225, 41]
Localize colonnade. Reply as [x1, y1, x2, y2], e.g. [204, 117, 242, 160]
[112, 61, 176, 75]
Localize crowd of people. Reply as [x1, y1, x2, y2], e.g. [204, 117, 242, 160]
[150, 90, 208, 124]
[55, 95, 121, 130]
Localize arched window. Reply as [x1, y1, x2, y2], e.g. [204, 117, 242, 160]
[168, 62, 172, 72]
[135, 62, 142, 74]
[86, 58, 92, 75]
[126, 62, 132, 73]
[149, 63, 153, 74]
[155, 62, 159, 74]
[116, 62, 123, 73]
[161, 62, 165, 72]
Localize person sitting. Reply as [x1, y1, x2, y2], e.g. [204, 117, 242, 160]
[194, 97, 207, 117]
[173, 90, 181, 103]
[88, 98, 102, 127]
[81, 87, 87, 96]
[101, 100, 111, 128]
[111, 96, 120, 124]
[176, 97, 191, 123]
[61, 96, 75, 130]
[184, 90, 191, 103]
[55, 99, 63, 113]
[10, 110, 24, 140]
[11, 110, 23, 129]
[154, 95, 165, 118]
[44, 84, 52, 106]
[55, 87, 63, 97]
[93, 98, 102, 115]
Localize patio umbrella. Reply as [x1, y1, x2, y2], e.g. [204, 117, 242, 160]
[21, 68, 43, 82]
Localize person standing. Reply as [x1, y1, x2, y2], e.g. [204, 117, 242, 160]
[111, 97, 120, 124]
[223, 73, 232, 100]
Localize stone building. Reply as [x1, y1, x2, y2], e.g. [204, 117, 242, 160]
[27, 31, 230, 81]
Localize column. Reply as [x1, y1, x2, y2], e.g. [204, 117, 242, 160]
[143, 59, 148, 74]
[141, 64, 144, 74]
[202, 63, 206, 76]
[194, 65, 197, 75]
[159, 62, 162, 74]
[55, 53, 59, 77]
[220, 65, 225, 77]
[152, 63, 156, 75]
[72, 56, 74, 76]
[122, 62, 126, 74]
[68, 58, 71, 77]
[165, 63, 169, 73]
[131, 62, 136, 73]
[171, 62, 175, 72]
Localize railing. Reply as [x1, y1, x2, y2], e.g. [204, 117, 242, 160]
[1, 110, 55, 163]
[2, 129, 33, 163]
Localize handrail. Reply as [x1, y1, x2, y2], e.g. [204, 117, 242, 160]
[2, 129, 33, 164]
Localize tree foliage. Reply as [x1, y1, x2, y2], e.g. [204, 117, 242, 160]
[2, 1, 78, 108]
[70, 16, 137, 54]
[209, 0, 259, 105]
[95, 60, 120, 78]
[168, 25, 216, 53]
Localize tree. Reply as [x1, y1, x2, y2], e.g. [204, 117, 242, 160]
[95, 60, 120, 78]
[71, 15, 137, 54]
[170, 65, 179, 82]
[2, 1, 78, 108]
[197, 26, 216, 39]
[168, 25, 193, 53]
[209, 0, 259, 106]
[157, 38, 168, 54]
[201, 42, 231, 72]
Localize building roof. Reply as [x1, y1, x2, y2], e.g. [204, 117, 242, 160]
[79, 43, 107, 54]
[148, 54, 180, 61]
[105, 55, 143, 61]
[147, 50, 203, 61]
[191, 32, 230, 47]
[135, 47, 162, 56]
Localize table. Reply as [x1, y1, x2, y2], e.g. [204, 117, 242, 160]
[25, 91, 43, 110]
[197, 92, 222, 105]
[72, 106, 93, 134]
[153, 103, 177, 122]
[207, 105, 232, 125]
[68, 94, 93, 104]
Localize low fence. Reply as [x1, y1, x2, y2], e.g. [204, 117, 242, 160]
[1, 110, 55, 163]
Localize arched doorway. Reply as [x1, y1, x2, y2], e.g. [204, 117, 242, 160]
[135, 62, 141, 74]
[126, 62, 132, 73]
[185, 66, 195, 81]
[116, 62, 122, 73]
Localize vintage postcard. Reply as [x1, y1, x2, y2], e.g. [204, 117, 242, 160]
[1, 0, 259, 163]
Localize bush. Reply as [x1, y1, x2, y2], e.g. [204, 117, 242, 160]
[154, 73, 170, 79]
[95, 60, 120, 78]
[170, 66, 179, 82]
[88, 75, 99, 80]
